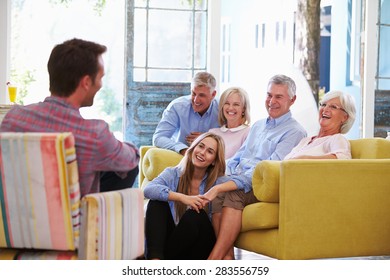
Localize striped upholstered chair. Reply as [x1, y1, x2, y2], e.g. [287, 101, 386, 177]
[0, 132, 144, 260]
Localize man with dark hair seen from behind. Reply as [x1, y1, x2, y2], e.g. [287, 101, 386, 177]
[0, 38, 139, 197]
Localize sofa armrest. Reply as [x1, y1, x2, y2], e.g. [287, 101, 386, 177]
[252, 160, 281, 203]
[78, 188, 144, 260]
[140, 147, 183, 189]
[139, 146, 154, 187]
[278, 159, 390, 259]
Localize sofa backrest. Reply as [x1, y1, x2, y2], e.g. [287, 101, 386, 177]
[0, 132, 80, 251]
[350, 138, 390, 159]
[140, 146, 183, 188]
[252, 137, 390, 205]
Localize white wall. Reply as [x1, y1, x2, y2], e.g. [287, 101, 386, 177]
[208, 0, 221, 95]
[0, 0, 10, 104]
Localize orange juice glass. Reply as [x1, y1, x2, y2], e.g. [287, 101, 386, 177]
[7, 86, 17, 103]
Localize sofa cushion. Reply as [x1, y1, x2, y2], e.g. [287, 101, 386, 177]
[252, 160, 281, 203]
[241, 202, 279, 231]
[141, 147, 182, 188]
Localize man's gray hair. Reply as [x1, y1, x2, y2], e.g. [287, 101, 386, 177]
[268, 74, 296, 99]
[191, 72, 216, 93]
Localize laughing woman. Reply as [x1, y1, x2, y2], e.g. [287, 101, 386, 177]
[284, 90, 356, 160]
[144, 132, 229, 260]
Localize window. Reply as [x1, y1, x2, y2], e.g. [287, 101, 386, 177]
[9, 0, 125, 138]
[255, 23, 266, 48]
[132, 0, 208, 82]
[221, 19, 231, 84]
[377, 0, 390, 90]
[346, 0, 362, 86]
[124, 0, 210, 147]
[374, 0, 390, 137]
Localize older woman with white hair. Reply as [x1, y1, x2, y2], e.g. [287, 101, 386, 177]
[284, 90, 356, 160]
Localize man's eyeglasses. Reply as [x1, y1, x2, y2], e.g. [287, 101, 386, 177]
[319, 102, 347, 114]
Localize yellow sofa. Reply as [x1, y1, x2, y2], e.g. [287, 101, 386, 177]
[139, 146, 183, 189]
[139, 138, 390, 259]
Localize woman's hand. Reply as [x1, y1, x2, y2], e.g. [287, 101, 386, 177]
[179, 194, 208, 213]
[185, 132, 201, 146]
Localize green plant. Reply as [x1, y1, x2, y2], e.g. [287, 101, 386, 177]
[10, 69, 36, 105]
[49, 0, 106, 15]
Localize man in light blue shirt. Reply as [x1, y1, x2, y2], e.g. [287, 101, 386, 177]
[152, 72, 219, 155]
[203, 74, 307, 260]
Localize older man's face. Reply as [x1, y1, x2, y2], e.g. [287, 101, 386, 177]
[265, 83, 296, 119]
[191, 85, 216, 116]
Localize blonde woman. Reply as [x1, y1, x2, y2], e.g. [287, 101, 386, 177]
[209, 87, 251, 159]
[144, 132, 229, 260]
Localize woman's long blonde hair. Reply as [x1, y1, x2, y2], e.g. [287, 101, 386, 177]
[174, 132, 226, 220]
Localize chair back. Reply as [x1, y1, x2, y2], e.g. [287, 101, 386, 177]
[0, 132, 80, 251]
[79, 188, 144, 260]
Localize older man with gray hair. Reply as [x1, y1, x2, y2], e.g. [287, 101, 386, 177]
[202, 74, 307, 260]
[153, 71, 219, 155]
